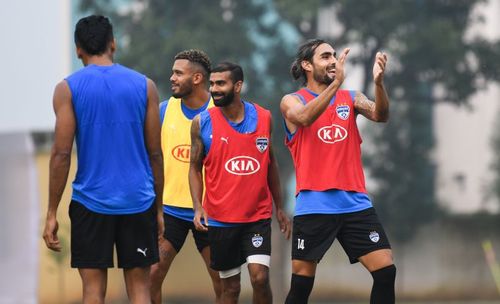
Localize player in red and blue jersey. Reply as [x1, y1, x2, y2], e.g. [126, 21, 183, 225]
[281, 39, 395, 304]
[189, 62, 291, 304]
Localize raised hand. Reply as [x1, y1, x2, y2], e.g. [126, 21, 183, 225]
[373, 52, 388, 85]
[334, 48, 350, 85]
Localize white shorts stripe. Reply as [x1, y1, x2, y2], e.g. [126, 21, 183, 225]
[219, 266, 241, 279]
[246, 254, 270, 267]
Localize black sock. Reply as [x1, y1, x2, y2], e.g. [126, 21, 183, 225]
[285, 274, 315, 304]
[370, 264, 396, 304]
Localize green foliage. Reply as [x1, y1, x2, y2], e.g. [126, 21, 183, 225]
[80, 1, 267, 97]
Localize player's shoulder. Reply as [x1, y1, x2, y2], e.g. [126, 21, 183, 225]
[55, 79, 70, 90]
[159, 100, 169, 115]
[280, 91, 305, 108]
[247, 101, 268, 111]
[53, 80, 72, 101]
[198, 108, 212, 126]
[65, 65, 91, 81]
[162, 96, 182, 109]
[282, 91, 299, 100]
[283, 88, 307, 101]
[337, 89, 357, 102]
[116, 64, 144, 77]
[166, 96, 182, 105]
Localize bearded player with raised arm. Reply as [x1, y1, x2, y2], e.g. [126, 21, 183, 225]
[281, 39, 395, 304]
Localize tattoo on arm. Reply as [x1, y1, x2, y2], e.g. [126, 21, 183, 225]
[189, 115, 205, 211]
[354, 91, 377, 121]
[190, 116, 204, 171]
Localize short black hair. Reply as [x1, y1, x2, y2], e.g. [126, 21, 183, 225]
[290, 38, 327, 84]
[74, 15, 114, 56]
[174, 49, 212, 79]
[211, 62, 244, 83]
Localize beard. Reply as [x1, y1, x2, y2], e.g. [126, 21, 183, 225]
[312, 69, 334, 85]
[212, 90, 235, 107]
[171, 81, 194, 98]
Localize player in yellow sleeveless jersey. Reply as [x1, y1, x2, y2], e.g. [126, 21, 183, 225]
[150, 50, 221, 304]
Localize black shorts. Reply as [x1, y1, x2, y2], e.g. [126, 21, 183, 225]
[69, 200, 159, 269]
[208, 219, 271, 271]
[291, 207, 391, 264]
[163, 213, 209, 253]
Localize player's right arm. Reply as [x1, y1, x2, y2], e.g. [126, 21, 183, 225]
[280, 48, 350, 134]
[189, 114, 208, 231]
[43, 80, 75, 252]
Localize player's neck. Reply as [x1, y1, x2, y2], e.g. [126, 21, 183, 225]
[83, 54, 114, 67]
[181, 89, 210, 110]
[221, 99, 244, 123]
[305, 80, 328, 95]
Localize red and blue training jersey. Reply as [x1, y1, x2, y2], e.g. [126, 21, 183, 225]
[286, 88, 372, 215]
[203, 103, 272, 223]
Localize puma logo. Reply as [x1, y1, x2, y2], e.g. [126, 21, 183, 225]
[221, 137, 229, 144]
[137, 248, 148, 257]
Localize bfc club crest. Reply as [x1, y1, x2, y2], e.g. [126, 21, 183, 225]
[252, 234, 264, 248]
[336, 104, 350, 120]
[256, 137, 269, 153]
[369, 231, 380, 243]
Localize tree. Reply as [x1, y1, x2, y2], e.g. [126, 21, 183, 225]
[79, 1, 262, 94]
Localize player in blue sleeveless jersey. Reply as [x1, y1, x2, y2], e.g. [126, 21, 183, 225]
[42, 15, 164, 303]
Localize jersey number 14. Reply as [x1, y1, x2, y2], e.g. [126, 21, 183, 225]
[297, 238, 305, 250]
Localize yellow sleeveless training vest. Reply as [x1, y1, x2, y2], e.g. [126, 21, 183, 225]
[161, 97, 213, 208]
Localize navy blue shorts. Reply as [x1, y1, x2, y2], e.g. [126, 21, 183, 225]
[208, 219, 271, 271]
[69, 200, 159, 269]
[163, 212, 209, 253]
[291, 208, 391, 264]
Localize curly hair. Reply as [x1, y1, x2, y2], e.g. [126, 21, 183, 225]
[174, 49, 212, 79]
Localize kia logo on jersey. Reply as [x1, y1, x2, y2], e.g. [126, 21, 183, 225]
[317, 124, 348, 144]
[224, 156, 261, 175]
[172, 144, 190, 163]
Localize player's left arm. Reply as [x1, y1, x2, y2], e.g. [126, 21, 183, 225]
[267, 117, 291, 240]
[189, 115, 209, 232]
[144, 78, 165, 238]
[354, 51, 390, 122]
